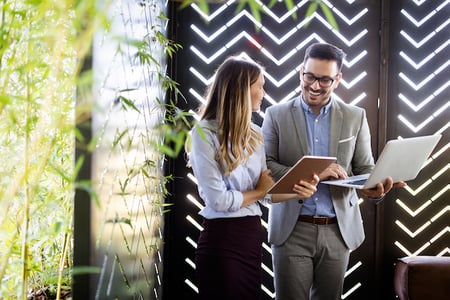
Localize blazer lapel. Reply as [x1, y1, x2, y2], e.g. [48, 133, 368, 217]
[291, 97, 310, 156]
[329, 100, 343, 157]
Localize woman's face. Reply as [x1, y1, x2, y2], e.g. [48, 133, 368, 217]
[250, 72, 266, 112]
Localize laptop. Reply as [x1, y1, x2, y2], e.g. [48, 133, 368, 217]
[321, 134, 442, 189]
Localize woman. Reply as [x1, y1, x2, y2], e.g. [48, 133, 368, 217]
[188, 56, 318, 299]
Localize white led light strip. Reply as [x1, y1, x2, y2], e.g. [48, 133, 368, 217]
[396, 199, 432, 217]
[345, 261, 362, 278]
[398, 107, 449, 133]
[395, 226, 450, 256]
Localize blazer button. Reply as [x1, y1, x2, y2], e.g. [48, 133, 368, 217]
[298, 199, 304, 204]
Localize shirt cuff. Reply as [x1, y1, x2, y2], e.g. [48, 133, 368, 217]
[261, 194, 273, 206]
[369, 195, 385, 201]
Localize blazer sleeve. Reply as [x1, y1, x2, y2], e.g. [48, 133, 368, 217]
[349, 109, 374, 175]
[261, 106, 291, 181]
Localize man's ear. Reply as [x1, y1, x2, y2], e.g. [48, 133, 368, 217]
[334, 72, 343, 87]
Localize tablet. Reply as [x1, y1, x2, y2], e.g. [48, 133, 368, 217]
[267, 155, 336, 194]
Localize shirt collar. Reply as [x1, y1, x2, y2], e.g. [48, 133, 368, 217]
[300, 95, 333, 116]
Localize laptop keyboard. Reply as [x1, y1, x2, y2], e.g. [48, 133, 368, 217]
[346, 179, 367, 185]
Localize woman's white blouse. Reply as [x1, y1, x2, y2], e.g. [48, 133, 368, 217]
[188, 120, 270, 219]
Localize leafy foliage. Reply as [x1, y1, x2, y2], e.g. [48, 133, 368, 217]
[0, 0, 325, 298]
[0, 0, 101, 298]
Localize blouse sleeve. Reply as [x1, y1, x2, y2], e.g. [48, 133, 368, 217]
[189, 126, 243, 212]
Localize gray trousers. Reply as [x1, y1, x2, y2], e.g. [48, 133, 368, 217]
[272, 221, 350, 300]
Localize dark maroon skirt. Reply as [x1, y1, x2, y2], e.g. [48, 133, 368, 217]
[195, 215, 264, 300]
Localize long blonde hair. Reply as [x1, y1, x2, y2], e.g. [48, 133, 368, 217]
[200, 57, 264, 175]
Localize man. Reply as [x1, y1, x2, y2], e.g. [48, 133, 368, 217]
[262, 42, 405, 300]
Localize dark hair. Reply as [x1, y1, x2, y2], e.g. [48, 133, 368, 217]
[303, 43, 346, 71]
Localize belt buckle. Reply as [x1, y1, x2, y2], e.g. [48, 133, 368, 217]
[313, 216, 327, 224]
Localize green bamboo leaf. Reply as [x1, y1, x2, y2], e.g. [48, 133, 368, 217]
[157, 10, 170, 21]
[248, 0, 263, 25]
[193, 123, 207, 141]
[75, 180, 100, 207]
[178, 0, 195, 11]
[150, 141, 176, 157]
[119, 96, 140, 113]
[305, 1, 319, 18]
[320, 2, 338, 30]
[73, 155, 85, 180]
[141, 168, 150, 178]
[284, 0, 295, 11]
[145, 159, 157, 169]
[71, 266, 101, 276]
[106, 216, 132, 228]
[0, 94, 11, 105]
[235, 0, 247, 14]
[48, 162, 72, 182]
[197, 0, 210, 15]
[119, 88, 138, 93]
[281, 0, 297, 19]
[302, 0, 319, 28]
[121, 38, 145, 48]
[156, 202, 174, 208]
[53, 221, 63, 234]
[172, 130, 186, 155]
[112, 129, 129, 148]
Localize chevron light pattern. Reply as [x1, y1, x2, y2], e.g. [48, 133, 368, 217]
[172, 0, 449, 299]
[388, 0, 449, 260]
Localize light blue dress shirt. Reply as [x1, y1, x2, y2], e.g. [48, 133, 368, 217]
[299, 98, 336, 217]
[189, 119, 269, 219]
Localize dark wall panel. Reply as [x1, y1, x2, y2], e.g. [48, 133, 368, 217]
[164, 1, 449, 299]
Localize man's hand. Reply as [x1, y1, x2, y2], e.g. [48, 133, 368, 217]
[318, 163, 348, 181]
[361, 176, 407, 198]
[292, 174, 320, 199]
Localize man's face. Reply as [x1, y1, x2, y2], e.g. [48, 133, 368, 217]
[300, 58, 342, 114]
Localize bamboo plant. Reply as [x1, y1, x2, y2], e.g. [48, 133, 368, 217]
[0, 0, 326, 298]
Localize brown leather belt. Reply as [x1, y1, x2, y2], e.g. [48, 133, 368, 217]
[298, 215, 337, 225]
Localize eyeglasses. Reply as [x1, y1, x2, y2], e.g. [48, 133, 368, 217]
[302, 72, 338, 88]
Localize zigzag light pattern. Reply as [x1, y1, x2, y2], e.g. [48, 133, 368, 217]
[342, 283, 362, 299]
[180, 0, 449, 298]
[396, 185, 449, 217]
[345, 261, 362, 278]
[400, 1, 448, 27]
[395, 226, 450, 256]
[398, 82, 448, 111]
[395, 4, 448, 250]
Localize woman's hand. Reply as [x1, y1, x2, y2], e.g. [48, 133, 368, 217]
[256, 169, 275, 195]
[241, 170, 275, 208]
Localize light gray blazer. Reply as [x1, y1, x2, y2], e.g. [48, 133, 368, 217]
[262, 97, 375, 250]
